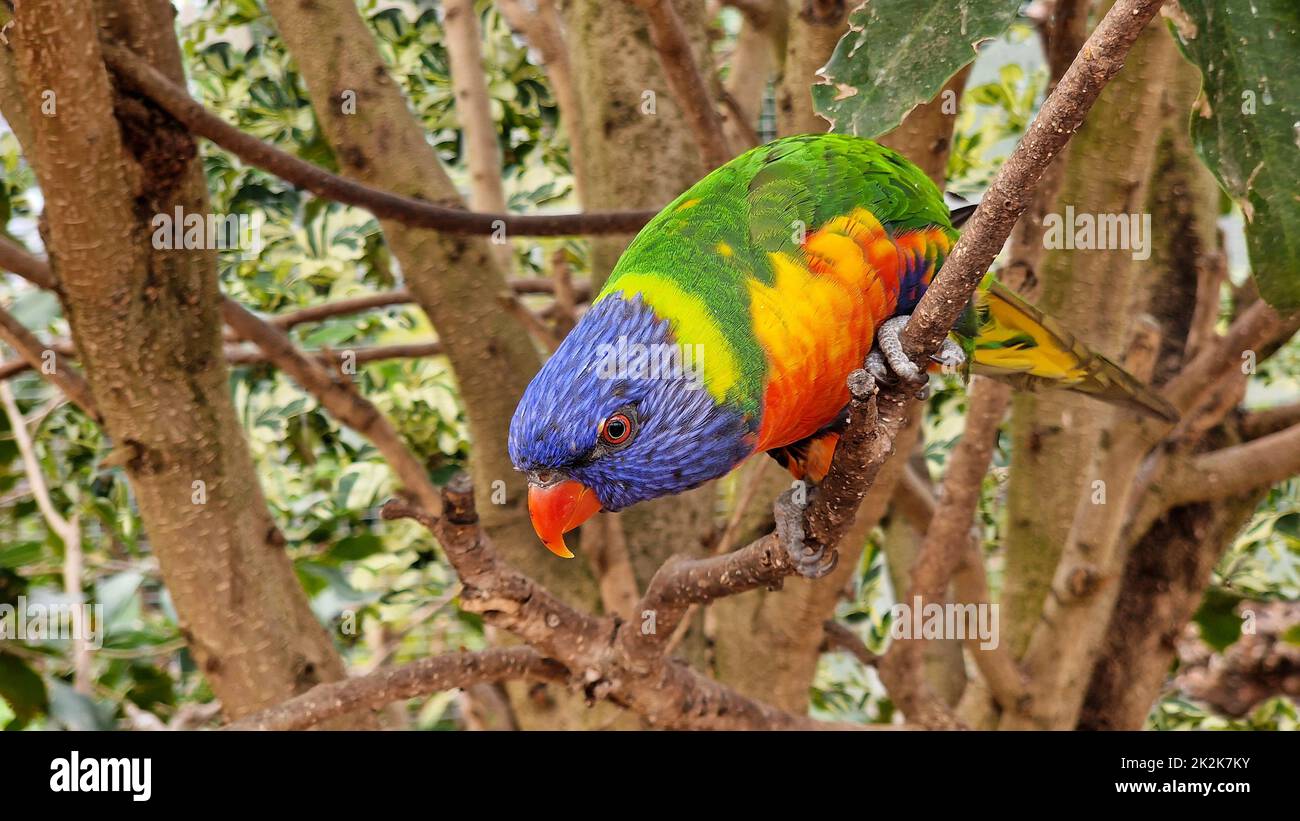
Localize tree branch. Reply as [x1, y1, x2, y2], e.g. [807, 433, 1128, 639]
[1161, 299, 1290, 414]
[0, 302, 100, 420]
[99, 43, 656, 237]
[627, 0, 733, 169]
[822, 620, 879, 667]
[227, 647, 568, 730]
[898, 0, 1172, 364]
[380, 479, 881, 730]
[0, 383, 77, 549]
[0, 233, 53, 290]
[952, 538, 1028, 713]
[0, 337, 445, 380]
[1241, 400, 1300, 440]
[0, 382, 91, 692]
[444, 0, 508, 215]
[221, 280, 586, 341]
[1, 238, 444, 519]
[221, 299, 444, 516]
[1164, 422, 1300, 506]
[225, 341, 444, 368]
[882, 376, 1014, 716]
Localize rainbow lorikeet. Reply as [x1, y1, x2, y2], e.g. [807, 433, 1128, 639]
[509, 134, 1175, 559]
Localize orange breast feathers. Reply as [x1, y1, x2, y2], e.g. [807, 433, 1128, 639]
[748, 208, 910, 453]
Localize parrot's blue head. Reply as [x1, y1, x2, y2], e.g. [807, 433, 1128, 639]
[509, 293, 753, 557]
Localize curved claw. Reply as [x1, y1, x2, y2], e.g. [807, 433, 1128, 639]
[865, 349, 895, 385]
[930, 338, 967, 377]
[876, 315, 921, 383]
[774, 487, 839, 580]
[792, 546, 839, 579]
[868, 315, 932, 401]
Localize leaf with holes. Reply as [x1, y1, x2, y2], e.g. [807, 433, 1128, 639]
[813, 0, 1021, 138]
[1171, 0, 1300, 310]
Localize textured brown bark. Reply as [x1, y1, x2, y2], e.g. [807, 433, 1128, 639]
[8, 0, 363, 723]
[1140, 71, 1223, 385]
[1001, 11, 1179, 658]
[776, 0, 846, 136]
[567, 0, 710, 289]
[1004, 321, 1166, 729]
[1077, 490, 1265, 729]
[1000, 34, 1258, 730]
[629, 0, 733, 169]
[878, 489, 968, 708]
[230, 647, 568, 731]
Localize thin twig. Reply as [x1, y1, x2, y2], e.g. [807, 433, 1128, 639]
[627, 0, 732, 169]
[823, 620, 880, 667]
[100, 44, 656, 237]
[227, 647, 568, 730]
[0, 382, 91, 691]
[898, 0, 1174, 364]
[0, 300, 100, 419]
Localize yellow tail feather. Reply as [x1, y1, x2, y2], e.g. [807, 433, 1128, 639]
[968, 281, 1179, 423]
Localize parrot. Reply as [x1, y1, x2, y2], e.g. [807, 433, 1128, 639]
[508, 134, 1176, 559]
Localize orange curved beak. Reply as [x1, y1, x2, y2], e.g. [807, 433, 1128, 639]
[527, 479, 602, 559]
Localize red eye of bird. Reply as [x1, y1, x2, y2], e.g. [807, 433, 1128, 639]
[600, 413, 633, 446]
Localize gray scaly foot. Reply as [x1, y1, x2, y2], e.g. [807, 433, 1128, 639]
[774, 486, 837, 579]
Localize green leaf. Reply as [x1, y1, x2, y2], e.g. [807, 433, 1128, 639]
[331, 533, 384, 562]
[46, 679, 115, 731]
[0, 541, 42, 570]
[1281, 622, 1300, 646]
[95, 571, 145, 634]
[7, 289, 60, 329]
[125, 663, 176, 712]
[1192, 587, 1245, 651]
[1274, 511, 1300, 539]
[813, 0, 1021, 137]
[0, 652, 48, 730]
[1171, 0, 1300, 310]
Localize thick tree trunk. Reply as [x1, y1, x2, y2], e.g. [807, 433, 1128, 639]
[567, 0, 710, 291]
[1077, 56, 1252, 730]
[1000, 12, 1178, 658]
[8, 0, 363, 723]
[776, 0, 846, 136]
[1078, 490, 1265, 729]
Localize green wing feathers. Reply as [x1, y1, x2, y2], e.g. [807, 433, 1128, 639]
[962, 280, 1179, 423]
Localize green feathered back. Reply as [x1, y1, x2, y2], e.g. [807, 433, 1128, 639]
[596, 134, 951, 417]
